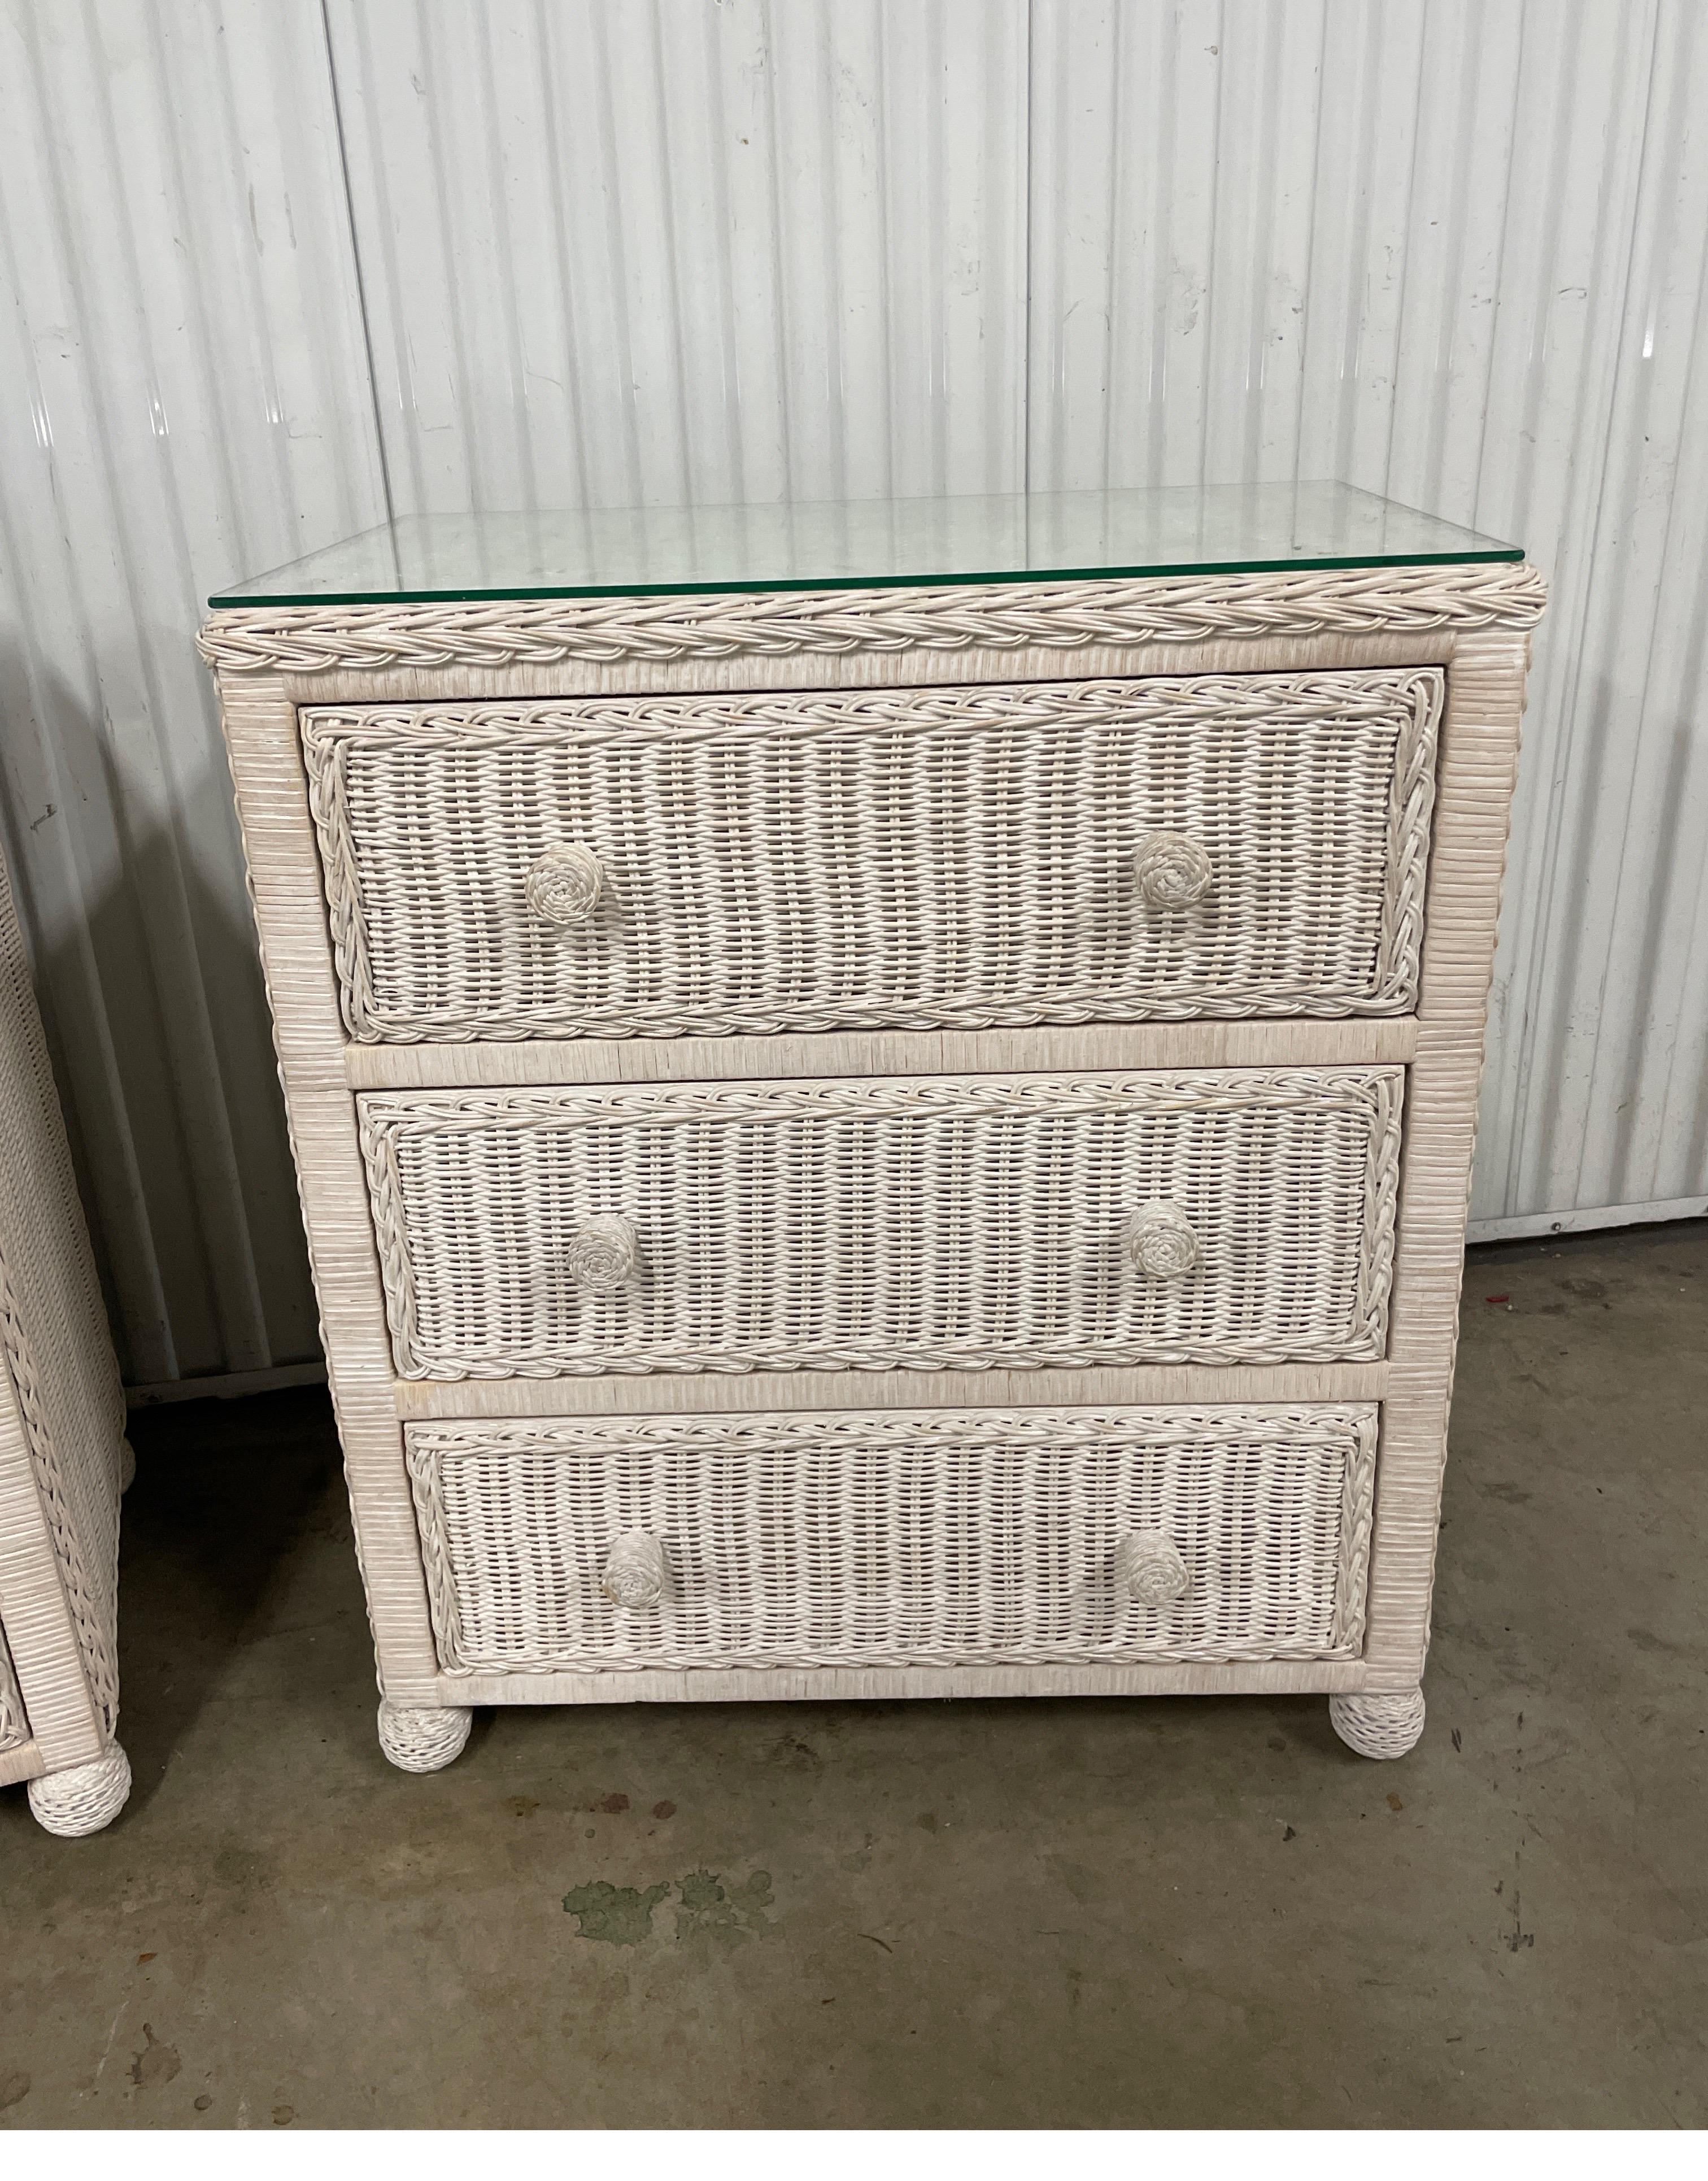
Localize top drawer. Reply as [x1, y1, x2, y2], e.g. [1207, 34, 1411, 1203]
[303, 667, 1441, 1044]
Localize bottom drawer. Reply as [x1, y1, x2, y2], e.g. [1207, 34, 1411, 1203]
[406, 1404, 1376, 1674]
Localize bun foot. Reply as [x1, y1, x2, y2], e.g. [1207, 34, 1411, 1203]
[377, 1700, 472, 1773]
[28, 1740, 131, 1835]
[1330, 1688, 1426, 1760]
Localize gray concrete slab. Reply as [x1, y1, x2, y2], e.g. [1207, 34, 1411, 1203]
[2, 1222, 1703, 2128]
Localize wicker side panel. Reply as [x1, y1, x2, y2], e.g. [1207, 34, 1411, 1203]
[360, 1068, 1403, 1380]
[0, 1620, 28, 1752]
[406, 1404, 1378, 1673]
[0, 854, 124, 1740]
[302, 669, 1441, 1042]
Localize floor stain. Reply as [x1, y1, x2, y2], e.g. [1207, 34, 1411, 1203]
[561, 1879, 671, 1944]
[0, 2071, 29, 2111]
[675, 1869, 775, 1945]
[128, 2024, 181, 2091]
[560, 1870, 776, 1947]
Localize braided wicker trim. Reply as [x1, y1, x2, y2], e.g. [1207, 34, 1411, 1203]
[302, 667, 1441, 1042]
[359, 1066, 1403, 1379]
[406, 1403, 1379, 1674]
[359, 1065, 1402, 1136]
[198, 563, 1546, 673]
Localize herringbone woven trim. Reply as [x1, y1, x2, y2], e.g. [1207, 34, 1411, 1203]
[405, 1403, 1379, 1674]
[302, 668, 1441, 1042]
[198, 563, 1546, 672]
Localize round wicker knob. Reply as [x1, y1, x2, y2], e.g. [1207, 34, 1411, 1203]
[1123, 1200, 1200, 1277]
[602, 1531, 667, 1609]
[567, 1213, 639, 1295]
[1116, 1530, 1189, 1607]
[525, 844, 604, 926]
[1134, 831, 1213, 909]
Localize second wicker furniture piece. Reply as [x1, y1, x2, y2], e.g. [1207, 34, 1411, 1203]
[200, 484, 1543, 1773]
[0, 849, 132, 1836]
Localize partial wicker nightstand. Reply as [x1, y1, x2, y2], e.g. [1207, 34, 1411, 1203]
[0, 850, 132, 1835]
[200, 484, 1543, 1770]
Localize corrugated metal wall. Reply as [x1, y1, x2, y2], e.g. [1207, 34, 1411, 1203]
[1, 0, 1702, 1388]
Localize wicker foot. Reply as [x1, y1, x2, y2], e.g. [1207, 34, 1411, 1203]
[1330, 1689, 1427, 1760]
[377, 1701, 472, 1773]
[119, 1436, 137, 1492]
[27, 1741, 131, 1835]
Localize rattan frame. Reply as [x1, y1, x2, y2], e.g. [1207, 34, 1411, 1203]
[204, 563, 1540, 1751]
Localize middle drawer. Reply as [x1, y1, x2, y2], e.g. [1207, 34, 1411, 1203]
[360, 1066, 1402, 1381]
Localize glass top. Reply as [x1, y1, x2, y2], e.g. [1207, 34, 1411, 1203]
[208, 482, 1521, 607]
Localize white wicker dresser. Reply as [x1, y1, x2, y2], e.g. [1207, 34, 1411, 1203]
[0, 847, 133, 1835]
[199, 485, 1544, 1773]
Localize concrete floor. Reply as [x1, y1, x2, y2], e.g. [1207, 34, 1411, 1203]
[2, 1223, 1704, 2129]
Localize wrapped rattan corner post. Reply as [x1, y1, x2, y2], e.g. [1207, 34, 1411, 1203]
[0, 850, 132, 1835]
[201, 541, 1543, 1772]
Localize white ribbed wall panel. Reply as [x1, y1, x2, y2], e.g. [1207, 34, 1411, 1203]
[324, 0, 1029, 512]
[0, 0, 384, 1383]
[0, 0, 1701, 1387]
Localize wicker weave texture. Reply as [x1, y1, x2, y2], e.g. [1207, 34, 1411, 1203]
[406, 1404, 1377, 1673]
[360, 1068, 1402, 1380]
[0, 854, 125, 1743]
[303, 669, 1441, 1043]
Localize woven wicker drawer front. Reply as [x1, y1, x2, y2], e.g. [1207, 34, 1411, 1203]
[360, 1068, 1401, 1379]
[303, 668, 1440, 1042]
[406, 1405, 1378, 1671]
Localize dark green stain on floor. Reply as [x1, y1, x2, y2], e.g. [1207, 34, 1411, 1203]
[561, 1870, 776, 1947]
[560, 1879, 671, 1945]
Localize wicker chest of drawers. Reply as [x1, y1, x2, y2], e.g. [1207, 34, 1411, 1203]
[201, 487, 1544, 1770]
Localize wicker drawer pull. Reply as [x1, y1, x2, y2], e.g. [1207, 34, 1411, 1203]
[1133, 830, 1213, 908]
[525, 844, 605, 926]
[566, 1213, 639, 1295]
[1116, 1530, 1190, 1606]
[1123, 1199, 1200, 1277]
[601, 1531, 667, 1608]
